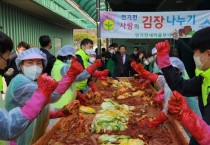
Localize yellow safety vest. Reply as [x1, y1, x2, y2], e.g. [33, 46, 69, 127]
[51, 59, 76, 109]
[75, 49, 90, 90]
[195, 68, 203, 76]
[200, 68, 210, 106]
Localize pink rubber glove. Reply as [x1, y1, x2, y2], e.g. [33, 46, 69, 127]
[154, 89, 165, 104]
[21, 74, 58, 121]
[88, 81, 98, 92]
[49, 110, 67, 119]
[92, 69, 109, 79]
[77, 91, 87, 106]
[56, 57, 84, 95]
[168, 91, 210, 145]
[86, 59, 102, 74]
[155, 40, 171, 68]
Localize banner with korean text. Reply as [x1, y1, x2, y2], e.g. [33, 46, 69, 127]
[100, 11, 210, 39]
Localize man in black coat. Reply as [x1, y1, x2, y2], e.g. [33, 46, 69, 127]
[39, 35, 56, 76]
[113, 45, 130, 77]
[156, 27, 210, 145]
[3, 41, 30, 86]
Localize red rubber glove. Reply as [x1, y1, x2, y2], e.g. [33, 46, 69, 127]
[131, 61, 139, 72]
[67, 57, 84, 77]
[155, 40, 171, 68]
[49, 110, 67, 119]
[86, 59, 102, 74]
[37, 73, 58, 101]
[139, 111, 168, 128]
[168, 91, 189, 120]
[92, 69, 109, 79]
[137, 63, 158, 82]
[131, 62, 158, 82]
[56, 57, 84, 95]
[154, 89, 165, 104]
[147, 111, 168, 128]
[51, 100, 80, 118]
[21, 74, 58, 121]
[168, 91, 210, 145]
[140, 79, 151, 89]
[77, 90, 87, 106]
[88, 81, 98, 92]
[138, 78, 146, 84]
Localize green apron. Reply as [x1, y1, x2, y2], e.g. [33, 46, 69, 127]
[106, 58, 116, 74]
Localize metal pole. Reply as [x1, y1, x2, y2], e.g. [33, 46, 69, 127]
[105, 0, 109, 49]
[96, 0, 101, 55]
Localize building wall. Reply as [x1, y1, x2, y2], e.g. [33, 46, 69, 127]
[0, 1, 73, 56]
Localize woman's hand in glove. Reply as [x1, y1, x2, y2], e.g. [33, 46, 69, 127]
[154, 89, 165, 104]
[168, 91, 189, 120]
[86, 59, 102, 74]
[92, 69, 109, 79]
[155, 40, 171, 68]
[67, 57, 84, 77]
[169, 91, 210, 145]
[37, 73, 58, 101]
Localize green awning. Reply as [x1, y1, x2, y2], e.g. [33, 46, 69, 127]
[33, 0, 97, 29]
[73, 0, 109, 21]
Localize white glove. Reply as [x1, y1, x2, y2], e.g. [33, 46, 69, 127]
[4, 68, 14, 76]
[156, 75, 166, 88]
[171, 29, 179, 40]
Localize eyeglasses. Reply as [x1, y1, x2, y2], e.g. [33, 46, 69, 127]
[0, 55, 7, 63]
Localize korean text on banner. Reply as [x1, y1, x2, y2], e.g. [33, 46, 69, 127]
[100, 11, 210, 39]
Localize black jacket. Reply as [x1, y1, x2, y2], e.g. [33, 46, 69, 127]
[112, 53, 130, 77]
[162, 65, 208, 145]
[3, 52, 20, 86]
[129, 53, 139, 76]
[175, 38, 195, 78]
[40, 48, 56, 76]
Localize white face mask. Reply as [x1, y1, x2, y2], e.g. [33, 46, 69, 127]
[109, 49, 114, 54]
[85, 49, 92, 55]
[89, 57, 96, 63]
[22, 65, 43, 81]
[148, 56, 155, 63]
[193, 55, 204, 70]
[144, 60, 149, 65]
[133, 51, 138, 54]
[193, 51, 209, 70]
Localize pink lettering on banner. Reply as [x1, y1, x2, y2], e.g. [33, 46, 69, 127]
[127, 22, 133, 30]
[120, 22, 133, 30]
[120, 22, 126, 29]
[142, 16, 152, 28]
[154, 16, 165, 29]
